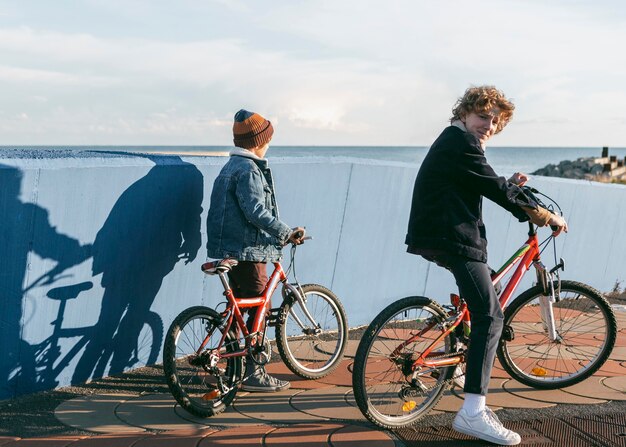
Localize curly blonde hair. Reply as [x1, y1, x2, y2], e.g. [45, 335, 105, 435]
[450, 86, 515, 134]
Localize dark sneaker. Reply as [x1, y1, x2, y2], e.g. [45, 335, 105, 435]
[241, 361, 290, 392]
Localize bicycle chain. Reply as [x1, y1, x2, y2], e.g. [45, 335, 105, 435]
[403, 373, 463, 398]
[401, 351, 466, 397]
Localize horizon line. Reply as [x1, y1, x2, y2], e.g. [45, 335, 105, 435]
[1, 144, 625, 150]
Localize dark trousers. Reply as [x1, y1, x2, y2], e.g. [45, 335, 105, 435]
[425, 253, 503, 396]
[227, 261, 268, 332]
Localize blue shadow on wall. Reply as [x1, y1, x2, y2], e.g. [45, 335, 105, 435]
[0, 155, 203, 399]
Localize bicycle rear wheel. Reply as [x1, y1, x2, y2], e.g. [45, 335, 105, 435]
[497, 280, 617, 389]
[163, 306, 243, 417]
[352, 296, 457, 429]
[276, 284, 347, 379]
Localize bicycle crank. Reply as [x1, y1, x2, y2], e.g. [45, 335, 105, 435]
[249, 338, 272, 365]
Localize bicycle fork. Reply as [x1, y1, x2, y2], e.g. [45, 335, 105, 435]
[281, 283, 321, 335]
[539, 295, 558, 342]
[534, 260, 564, 343]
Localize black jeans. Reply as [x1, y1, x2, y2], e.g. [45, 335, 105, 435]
[425, 253, 503, 396]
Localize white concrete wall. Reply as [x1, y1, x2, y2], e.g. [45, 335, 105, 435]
[276, 161, 626, 327]
[2, 153, 624, 397]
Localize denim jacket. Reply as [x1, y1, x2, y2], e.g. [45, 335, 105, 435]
[206, 149, 292, 262]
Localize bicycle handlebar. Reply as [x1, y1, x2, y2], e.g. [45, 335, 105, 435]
[287, 235, 312, 246]
[520, 185, 562, 216]
[520, 185, 567, 237]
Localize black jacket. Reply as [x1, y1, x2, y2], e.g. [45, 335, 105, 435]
[405, 126, 538, 262]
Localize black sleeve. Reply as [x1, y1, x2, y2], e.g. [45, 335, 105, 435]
[454, 134, 538, 221]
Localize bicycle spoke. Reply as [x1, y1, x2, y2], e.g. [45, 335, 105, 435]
[353, 297, 457, 429]
[498, 281, 616, 389]
[163, 306, 242, 418]
[277, 284, 347, 379]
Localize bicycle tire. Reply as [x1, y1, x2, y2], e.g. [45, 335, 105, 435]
[142, 311, 164, 365]
[497, 280, 617, 389]
[163, 306, 242, 418]
[352, 296, 456, 429]
[276, 284, 348, 379]
[95, 310, 165, 379]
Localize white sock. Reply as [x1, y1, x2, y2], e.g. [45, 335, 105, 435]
[461, 393, 486, 416]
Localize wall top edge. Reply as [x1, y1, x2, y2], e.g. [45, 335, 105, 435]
[0, 149, 422, 169]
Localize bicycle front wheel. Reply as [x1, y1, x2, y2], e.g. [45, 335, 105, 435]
[352, 296, 456, 429]
[497, 280, 617, 389]
[137, 311, 164, 366]
[276, 284, 348, 379]
[163, 306, 243, 417]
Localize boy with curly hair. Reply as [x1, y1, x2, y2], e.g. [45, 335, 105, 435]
[406, 86, 567, 445]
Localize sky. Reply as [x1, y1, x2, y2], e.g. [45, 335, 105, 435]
[0, 0, 625, 147]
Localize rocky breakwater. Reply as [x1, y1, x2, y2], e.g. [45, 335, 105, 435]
[533, 150, 626, 184]
[532, 157, 605, 180]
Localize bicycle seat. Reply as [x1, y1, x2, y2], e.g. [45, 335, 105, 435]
[202, 258, 239, 275]
[46, 281, 94, 300]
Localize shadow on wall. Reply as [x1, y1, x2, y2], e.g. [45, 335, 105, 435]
[0, 156, 203, 398]
[0, 164, 91, 398]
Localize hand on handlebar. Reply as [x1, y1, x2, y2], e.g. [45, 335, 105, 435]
[549, 213, 568, 237]
[508, 172, 529, 186]
[179, 252, 196, 265]
[288, 227, 306, 245]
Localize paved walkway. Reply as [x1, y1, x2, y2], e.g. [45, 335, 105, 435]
[1, 311, 625, 446]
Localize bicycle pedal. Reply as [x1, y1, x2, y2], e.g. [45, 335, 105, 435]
[202, 389, 221, 400]
[501, 325, 515, 342]
[266, 308, 285, 327]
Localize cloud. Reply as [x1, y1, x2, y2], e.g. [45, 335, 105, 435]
[256, 0, 626, 77]
[0, 27, 246, 85]
[0, 25, 452, 144]
[207, 0, 251, 13]
[0, 1, 625, 146]
[0, 64, 118, 86]
[0, 105, 235, 145]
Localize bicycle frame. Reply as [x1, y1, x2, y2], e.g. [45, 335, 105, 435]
[408, 222, 548, 372]
[200, 262, 288, 360]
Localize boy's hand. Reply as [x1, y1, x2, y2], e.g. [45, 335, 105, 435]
[549, 213, 568, 236]
[288, 227, 306, 245]
[179, 252, 196, 265]
[508, 172, 529, 186]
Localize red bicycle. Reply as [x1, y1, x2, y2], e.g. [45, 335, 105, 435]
[352, 186, 617, 429]
[163, 237, 348, 417]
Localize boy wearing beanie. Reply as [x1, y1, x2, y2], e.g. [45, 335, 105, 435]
[206, 109, 305, 392]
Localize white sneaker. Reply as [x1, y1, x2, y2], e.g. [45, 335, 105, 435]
[453, 407, 521, 445]
[452, 364, 465, 389]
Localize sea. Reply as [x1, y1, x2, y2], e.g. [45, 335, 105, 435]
[2, 146, 626, 177]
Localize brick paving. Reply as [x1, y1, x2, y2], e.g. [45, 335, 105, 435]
[1, 310, 624, 446]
